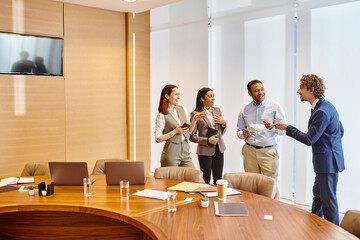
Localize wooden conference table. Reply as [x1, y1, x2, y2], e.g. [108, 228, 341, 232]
[0, 176, 356, 240]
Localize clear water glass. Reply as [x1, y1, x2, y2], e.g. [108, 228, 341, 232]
[167, 190, 177, 212]
[120, 180, 130, 200]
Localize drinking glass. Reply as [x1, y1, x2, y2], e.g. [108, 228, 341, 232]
[120, 180, 130, 200]
[83, 178, 92, 197]
[167, 191, 177, 212]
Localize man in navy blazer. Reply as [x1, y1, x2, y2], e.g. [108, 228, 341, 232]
[275, 74, 344, 225]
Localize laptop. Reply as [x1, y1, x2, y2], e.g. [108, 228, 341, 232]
[49, 162, 96, 186]
[105, 161, 145, 185]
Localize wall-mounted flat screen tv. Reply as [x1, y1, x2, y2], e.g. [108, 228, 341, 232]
[0, 32, 63, 76]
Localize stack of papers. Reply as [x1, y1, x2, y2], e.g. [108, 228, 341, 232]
[167, 182, 241, 197]
[167, 182, 212, 192]
[200, 188, 241, 197]
[132, 189, 168, 200]
[192, 185, 217, 192]
[0, 177, 35, 186]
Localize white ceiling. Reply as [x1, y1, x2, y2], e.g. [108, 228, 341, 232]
[53, 0, 182, 13]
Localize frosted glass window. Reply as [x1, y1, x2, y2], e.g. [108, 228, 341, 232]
[244, 15, 286, 104]
[150, 4, 208, 172]
[243, 15, 294, 199]
[309, 1, 360, 212]
[210, 10, 294, 197]
[151, 0, 360, 211]
[151, 0, 207, 28]
[210, 0, 251, 15]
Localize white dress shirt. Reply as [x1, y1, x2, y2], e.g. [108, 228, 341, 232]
[237, 99, 286, 146]
[312, 98, 319, 110]
[204, 107, 215, 128]
[154, 105, 190, 140]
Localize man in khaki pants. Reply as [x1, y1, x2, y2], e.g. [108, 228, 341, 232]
[236, 80, 286, 180]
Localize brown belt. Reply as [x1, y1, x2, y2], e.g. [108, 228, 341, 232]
[246, 142, 276, 149]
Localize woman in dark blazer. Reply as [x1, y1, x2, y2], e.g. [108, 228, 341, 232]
[190, 88, 226, 184]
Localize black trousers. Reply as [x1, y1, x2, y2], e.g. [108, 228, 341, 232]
[198, 144, 224, 184]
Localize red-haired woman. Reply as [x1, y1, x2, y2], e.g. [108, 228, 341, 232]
[155, 84, 205, 167]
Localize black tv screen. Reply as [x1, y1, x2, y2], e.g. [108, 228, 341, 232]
[0, 32, 63, 76]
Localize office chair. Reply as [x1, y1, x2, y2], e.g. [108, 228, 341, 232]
[154, 167, 205, 183]
[340, 210, 360, 238]
[20, 161, 50, 177]
[91, 158, 129, 175]
[223, 172, 277, 199]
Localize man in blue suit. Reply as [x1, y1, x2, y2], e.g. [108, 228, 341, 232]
[275, 74, 345, 225]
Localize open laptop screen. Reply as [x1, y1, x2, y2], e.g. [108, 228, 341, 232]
[105, 161, 145, 185]
[49, 162, 94, 186]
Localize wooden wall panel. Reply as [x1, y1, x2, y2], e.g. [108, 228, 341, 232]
[0, 76, 66, 177]
[127, 12, 151, 174]
[0, 0, 13, 31]
[0, 0, 63, 36]
[0, 0, 65, 178]
[64, 4, 127, 171]
[0, 0, 148, 177]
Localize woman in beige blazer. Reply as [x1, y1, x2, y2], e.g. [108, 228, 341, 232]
[190, 88, 226, 184]
[155, 84, 204, 167]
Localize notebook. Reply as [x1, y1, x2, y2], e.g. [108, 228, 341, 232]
[206, 127, 218, 138]
[214, 202, 248, 216]
[105, 161, 145, 185]
[49, 162, 95, 186]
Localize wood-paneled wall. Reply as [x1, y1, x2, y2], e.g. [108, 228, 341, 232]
[0, 0, 63, 36]
[64, 4, 127, 170]
[127, 12, 151, 174]
[0, 0, 151, 177]
[0, 0, 65, 177]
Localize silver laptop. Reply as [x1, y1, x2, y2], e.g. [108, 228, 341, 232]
[105, 161, 145, 185]
[49, 162, 95, 186]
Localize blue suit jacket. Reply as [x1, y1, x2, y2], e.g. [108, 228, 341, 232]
[286, 98, 345, 173]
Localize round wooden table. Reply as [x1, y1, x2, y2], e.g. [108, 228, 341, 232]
[0, 176, 356, 239]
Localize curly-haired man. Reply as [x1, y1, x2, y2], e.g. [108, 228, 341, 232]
[275, 74, 345, 225]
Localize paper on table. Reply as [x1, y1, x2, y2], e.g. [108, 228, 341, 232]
[18, 178, 35, 184]
[167, 182, 209, 192]
[0, 177, 18, 185]
[0, 177, 35, 185]
[193, 186, 217, 192]
[201, 188, 241, 197]
[132, 189, 168, 200]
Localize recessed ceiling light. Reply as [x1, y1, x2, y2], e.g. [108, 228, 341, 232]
[123, 0, 136, 2]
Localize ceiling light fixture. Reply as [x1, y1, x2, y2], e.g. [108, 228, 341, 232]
[123, 0, 136, 2]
